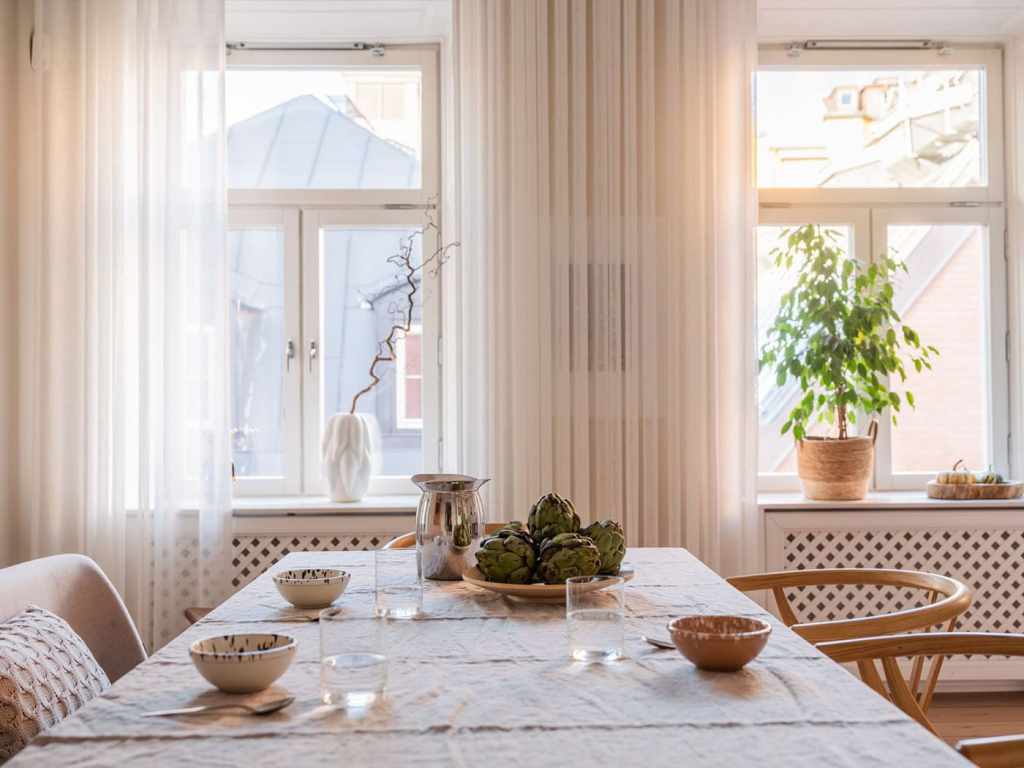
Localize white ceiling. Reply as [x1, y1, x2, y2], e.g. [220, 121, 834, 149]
[226, 1, 1024, 46]
[758, 0, 1024, 41]
[225, 0, 451, 43]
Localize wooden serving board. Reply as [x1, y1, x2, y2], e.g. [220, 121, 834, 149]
[926, 481, 1024, 500]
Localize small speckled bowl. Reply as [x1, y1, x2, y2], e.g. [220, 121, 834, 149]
[667, 615, 772, 672]
[190, 633, 297, 693]
[272, 568, 350, 609]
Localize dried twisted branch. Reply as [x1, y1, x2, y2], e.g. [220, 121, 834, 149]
[349, 205, 458, 414]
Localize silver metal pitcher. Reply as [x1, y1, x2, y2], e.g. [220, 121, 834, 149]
[412, 474, 490, 580]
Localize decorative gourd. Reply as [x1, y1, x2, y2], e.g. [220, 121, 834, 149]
[936, 459, 976, 485]
[976, 467, 1006, 485]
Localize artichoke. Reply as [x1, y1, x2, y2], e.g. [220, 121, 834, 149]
[496, 521, 537, 551]
[527, 493, 580, 542]
[475, 528, 537, 584]
[581, 520, 626, 575]
[536, 533, 601, 584]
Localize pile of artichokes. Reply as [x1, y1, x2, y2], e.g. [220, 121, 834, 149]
[474, 492, 626, 584]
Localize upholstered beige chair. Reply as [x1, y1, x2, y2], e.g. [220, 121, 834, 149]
[0, 554, 146, 682]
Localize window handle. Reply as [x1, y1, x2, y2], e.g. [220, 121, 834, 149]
[285, 339, 295, 372]
[308, 339, 318, 372]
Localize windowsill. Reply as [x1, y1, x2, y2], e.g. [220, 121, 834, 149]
[758, 490, 1024, 511]
[233, 495, 418, 517]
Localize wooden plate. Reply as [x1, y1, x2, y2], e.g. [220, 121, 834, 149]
[926, 481, 1024, 500]
[462, 566, 634, 602]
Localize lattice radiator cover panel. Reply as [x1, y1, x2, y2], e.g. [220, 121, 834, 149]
[231, 533, 394, 590]
[782, 529, 1024, 634]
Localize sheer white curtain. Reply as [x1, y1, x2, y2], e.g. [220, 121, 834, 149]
[14, 0, 230, 649]
[453, 0, 758, 575]
[1007, 34, 1024, 484]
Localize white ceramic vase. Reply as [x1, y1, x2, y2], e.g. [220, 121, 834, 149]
[321, 413, 381, 502]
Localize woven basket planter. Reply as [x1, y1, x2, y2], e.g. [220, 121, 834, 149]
[796, 422, 878, 501]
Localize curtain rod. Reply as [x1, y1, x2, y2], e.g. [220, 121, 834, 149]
[226, 42, 417, 55]
[788, 39, 949, 53]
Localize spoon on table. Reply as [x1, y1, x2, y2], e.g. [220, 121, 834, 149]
[641, 635, 676, 650]
[141, 696, 295, 718]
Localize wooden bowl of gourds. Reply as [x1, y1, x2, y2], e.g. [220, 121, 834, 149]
[926, 459, 1024, 500]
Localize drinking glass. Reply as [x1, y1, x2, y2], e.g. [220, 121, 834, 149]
[319, 606, 387, 708]
[374, 549, 423, 619]
[566, 575, 625, 662]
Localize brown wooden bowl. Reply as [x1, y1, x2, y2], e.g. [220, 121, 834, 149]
[667, 615, 772, 672]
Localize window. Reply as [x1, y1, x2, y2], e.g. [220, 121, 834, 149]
[228, 48, 440, 496]
[395, 324, 423, 431]
[757, 68, 984, 189]
[756, 47, 1007, 490]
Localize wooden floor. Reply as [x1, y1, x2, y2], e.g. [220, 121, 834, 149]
[930, 692, 1024, 746]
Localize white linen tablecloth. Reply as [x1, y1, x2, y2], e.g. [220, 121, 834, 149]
[10, 548, 970, 767]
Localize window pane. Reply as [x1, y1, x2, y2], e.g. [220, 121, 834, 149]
[889, 224, 989, 473]
[758, 224, 853, 474]
[397, 328, 423, 428]
[227, 69, 422, 189]
[757, 69, 982, 188]
[404, 333, 422, 376]
[404, 379, 422, 421]
[321, 228, 423, 474]
[231, 228, 286, 477]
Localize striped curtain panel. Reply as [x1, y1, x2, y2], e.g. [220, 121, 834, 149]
[452, 0, 758, 575]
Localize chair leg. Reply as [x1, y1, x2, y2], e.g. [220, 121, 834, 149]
[184, 607, 213, 625]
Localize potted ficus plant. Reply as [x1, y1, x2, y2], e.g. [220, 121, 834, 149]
[759, 224, 938, 500]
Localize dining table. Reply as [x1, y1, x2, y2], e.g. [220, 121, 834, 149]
[10, 547, 971, 767]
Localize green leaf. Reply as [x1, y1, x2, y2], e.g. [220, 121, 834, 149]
[758, 223, 938, 440]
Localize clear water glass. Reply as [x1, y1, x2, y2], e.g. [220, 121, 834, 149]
[566, 575, 625, 662]
[319, 606, 387, 708]
[374, 549, 423, 619]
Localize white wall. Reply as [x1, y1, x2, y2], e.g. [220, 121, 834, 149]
[0, 1, 19, 567]
[225, 0, 450, 43]
[758, 0, 1024, 42]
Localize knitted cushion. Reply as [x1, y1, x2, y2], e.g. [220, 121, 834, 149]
[0, 605, 110, 761]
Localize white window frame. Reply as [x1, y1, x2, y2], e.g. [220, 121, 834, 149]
[758, 47, 1004, 206]
[395, 323, 424, 431]
[302, 209, 439, 497]
[226, 47, 440, 208]
[229, 46, 441, 497]
[871, 206, 1008, 489]
[756, 45, 1010, 492]
[229, 207, 301, 496]
[757, 207, 871, 492]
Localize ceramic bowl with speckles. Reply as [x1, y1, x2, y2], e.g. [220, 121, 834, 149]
[272, 568, 351, 609]
[667, 615, 771, 672]
[190, 633, 297, 693]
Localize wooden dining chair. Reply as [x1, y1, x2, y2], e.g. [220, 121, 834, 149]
[728, 568, 972, 711]
[728, 569, 972, 643]
[817, 632, 1024, 751]
[956, 735, 1024, 768]
[384, 522, 510, 549]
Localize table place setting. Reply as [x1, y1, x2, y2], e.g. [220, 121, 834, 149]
[9, 482, 974, 767]
[159, 487, 778, 722]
